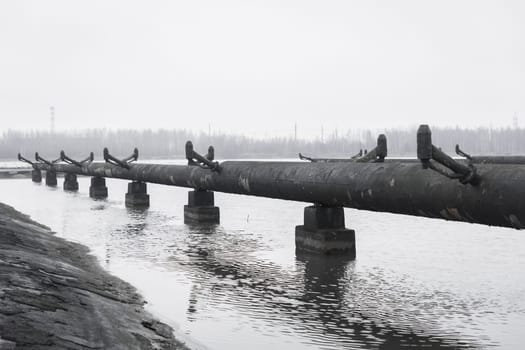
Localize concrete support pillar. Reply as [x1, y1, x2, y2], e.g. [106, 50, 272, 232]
[45, 169, 57, 187]
[31, 169, 42, 183]
[89, 176, 108, 199]
[125, 181, 150, 208]
[63, 173, 79, 191]
[295, 205, 355, 256]
[184, 190, 220, 224]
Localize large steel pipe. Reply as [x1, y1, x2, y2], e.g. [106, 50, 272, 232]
[33, 161, 525, 229]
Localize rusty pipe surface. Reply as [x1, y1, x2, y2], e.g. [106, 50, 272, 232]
[33, 160, 525, 229]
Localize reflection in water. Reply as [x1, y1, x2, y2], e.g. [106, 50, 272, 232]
[0, 177, 521, 349]
[164, 225, 479, 348]
[296, 253, 475, 349]
[105, 208, 150, 265]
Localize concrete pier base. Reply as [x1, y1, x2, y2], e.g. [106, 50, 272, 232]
[31, 169, 42, 183]
[184, 190, 220, 224]
[63, 173, 79, 191]
[125, 181, 150, 208]
[295, 205, 356, 256]
[45, 169, 57, 187]
[89, 176, 108, 199]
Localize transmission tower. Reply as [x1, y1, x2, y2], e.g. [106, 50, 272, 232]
[50, 106, 55, 134]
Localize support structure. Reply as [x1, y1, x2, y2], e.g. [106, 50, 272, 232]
[125, 181, 150, 208]
[184, 190, 220, 224]
[89, 176, 108, 199]
[45, 169, 57, 187]
[23, 128, 525, 230]
[63, 173, 79, 191]
[31, 169, 42, 183]
[295, 206, 355, 256]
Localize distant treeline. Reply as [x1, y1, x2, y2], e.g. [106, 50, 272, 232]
[1, 127, 524, 160]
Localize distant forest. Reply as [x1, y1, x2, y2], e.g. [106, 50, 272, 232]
[1, 126, 525, 160]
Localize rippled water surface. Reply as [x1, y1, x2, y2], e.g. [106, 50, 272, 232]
[1, 171, 524, 349]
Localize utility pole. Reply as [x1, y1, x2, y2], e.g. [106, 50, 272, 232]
[321, 125, 324, 143]
[294, 122, 297, 141]
[50, 106, 55, 134]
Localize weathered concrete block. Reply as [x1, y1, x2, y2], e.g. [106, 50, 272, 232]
[127, 181, 147, 194]
[89, 176, 108, 199]
[296, 205, 355, 256]
[31, 169, 42, 183]
[304, 205, 345, 230]
[295, 226, 355, 256]
[63, 173, 79, 191]
[188, 190, 214, 207]
[125, 193, 150, 207]
[184, 205, 220, 224]
[184, 190, 219, 224]
[45, 169, 57, 187]
[125, 181, 149, 207]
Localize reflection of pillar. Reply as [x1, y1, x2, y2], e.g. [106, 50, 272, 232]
[89, 176, 108, 199]
[184, 190, 220, 224]
[45, 169, 57, 187]
[297, 251, 352, 302]
[186, 283, 199, 322]
[63, 173, 79, 191]
[296, 251, 466, 348]
[125, 181, 150, 208]
[295, 205, 355, 256]
[31, 169, 42, 183]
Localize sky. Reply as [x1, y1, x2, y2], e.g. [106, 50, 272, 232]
[0, 0, 524, 138]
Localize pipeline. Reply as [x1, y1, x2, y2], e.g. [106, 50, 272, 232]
[30, 158, 525, 230]
[23, 125, 525, 230]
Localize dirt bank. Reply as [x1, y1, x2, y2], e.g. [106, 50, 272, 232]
[0, 202, 188, 349]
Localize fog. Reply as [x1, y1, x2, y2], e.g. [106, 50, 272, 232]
[1, 1, 524, 137]
[3, 126, 525, 159]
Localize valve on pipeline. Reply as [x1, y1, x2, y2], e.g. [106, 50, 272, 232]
[417, 125, 480, 186]
[17, 153, 36, 168]
[60, 151, 94, 167]
[103, 148, 138, 169]
[355, 134, 387, 163]
[351, 149, 363, 160]
[185, 141, 221, 172]
[299, 134, 386, 163]
[34, 152, 60, 166]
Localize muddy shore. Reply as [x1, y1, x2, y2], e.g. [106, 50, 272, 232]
[0, 202, 188, 349]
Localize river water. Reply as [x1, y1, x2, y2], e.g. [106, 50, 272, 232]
[0, 166, 524, 349]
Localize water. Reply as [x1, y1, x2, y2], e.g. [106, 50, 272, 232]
[1, 174, 524, 349]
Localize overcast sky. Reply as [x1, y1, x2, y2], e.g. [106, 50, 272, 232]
[0, 0, 523, 138]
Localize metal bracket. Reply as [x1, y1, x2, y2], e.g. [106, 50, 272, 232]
[298, 153, 316, 162]
[417, 125, 480, 186]
[60, 151, 94, 167]
[34, 152, 60, 166]
[185, 141, 221, 172]
[351, 149, 363, 160]
[455, 144, 473, 160]
[17, 153, 36, 168]
[298, 135, 386, 163]
[355, 134, 387, 163]
[455, 144, 525, 165]
[103, 148, 138, 169]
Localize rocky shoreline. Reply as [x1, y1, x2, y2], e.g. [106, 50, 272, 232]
[0, 202, 188, 349]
